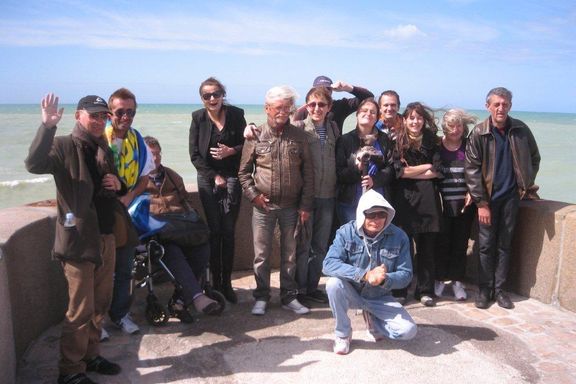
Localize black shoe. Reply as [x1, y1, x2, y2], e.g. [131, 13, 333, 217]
[305, 290, 329, 304]
[496, 291, 514, 309]
[222, 285, 238, 304]
[475, 290, 491, 309]
[85, 356, 121, 375]
[58, 373, 97, 384]
[168, 298, 195, 323]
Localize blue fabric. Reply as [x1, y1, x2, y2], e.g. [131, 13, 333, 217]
[127, 194, 165, 238]
[322, 220, 413, 296]
[491, 126, 516, 201]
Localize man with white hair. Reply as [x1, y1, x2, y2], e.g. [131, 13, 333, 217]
[323, 190, 417, 355]
[238, 85, 314, 316]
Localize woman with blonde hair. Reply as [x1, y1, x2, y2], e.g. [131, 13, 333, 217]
[434, 109, 477, 301]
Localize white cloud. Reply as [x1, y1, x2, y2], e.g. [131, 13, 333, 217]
[383, 24, 426, 39]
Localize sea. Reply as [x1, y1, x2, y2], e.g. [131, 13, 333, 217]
[1, 104, 574, 210]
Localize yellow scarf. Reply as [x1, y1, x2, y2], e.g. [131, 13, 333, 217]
[105, 125, 142, 190]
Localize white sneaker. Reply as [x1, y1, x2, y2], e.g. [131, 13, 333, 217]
[251, 300, 267, 316]
[282, 298, 310, 315]
[434, 280, 445, 297]
[420, 295, 435, 307]
[114, 314, 140, 334]
[333, 336, 351, 355]
[452, 281, 467, 301]
[100, 327, 110, 342]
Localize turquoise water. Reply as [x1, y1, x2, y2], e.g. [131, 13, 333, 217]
[1, 104, 574, 209]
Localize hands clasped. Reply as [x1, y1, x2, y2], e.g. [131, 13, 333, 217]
[365, 264, 387, 286]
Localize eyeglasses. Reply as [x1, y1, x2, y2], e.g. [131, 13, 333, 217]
[202, 91, 223, 101]
[307, 101, 328, 109]
[83, 111, 109, 120]
[267, 104, 293, 113]
[113, 109, 136, 118]
[365, 211, 387, 219]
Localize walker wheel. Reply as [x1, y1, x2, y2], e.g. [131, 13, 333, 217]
[145, 300, 170, 326]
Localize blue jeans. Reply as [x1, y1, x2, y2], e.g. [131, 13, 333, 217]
[337, 202, 356, 226]
[326, 277, 417, 340]
[109, 245, 135, 322]
[252, 206, 299, 304]
[296, 197, 335, 294]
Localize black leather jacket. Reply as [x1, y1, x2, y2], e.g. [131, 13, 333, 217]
[465, 116, 540, 205]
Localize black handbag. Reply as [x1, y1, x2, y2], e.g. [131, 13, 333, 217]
[153, 208, 210, 248]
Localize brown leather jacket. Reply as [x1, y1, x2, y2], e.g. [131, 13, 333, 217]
[238, 122, 314, 211]
[465, 116, 541, 205]
[145, 166, 192, 215]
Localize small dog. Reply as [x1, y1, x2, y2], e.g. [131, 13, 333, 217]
[354, 134, 384, 175]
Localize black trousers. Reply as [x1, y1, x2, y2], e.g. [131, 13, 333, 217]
[435, 209, 474, 282]
[477, 193, 519, 294]
[393, 232, 437, 299]
[197, 174, 241, 289]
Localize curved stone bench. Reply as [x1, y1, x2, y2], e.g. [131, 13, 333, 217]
[1, 193, 575, 382]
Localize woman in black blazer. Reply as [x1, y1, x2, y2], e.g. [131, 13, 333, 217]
[189, 77, 246, 303]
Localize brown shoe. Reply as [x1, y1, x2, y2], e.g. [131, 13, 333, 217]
[193, 294, 222, 315]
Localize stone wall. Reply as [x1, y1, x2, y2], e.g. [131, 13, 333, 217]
[1, 195, 574, 381]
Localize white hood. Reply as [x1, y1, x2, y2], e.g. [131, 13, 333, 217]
[355, 189, 396, 233]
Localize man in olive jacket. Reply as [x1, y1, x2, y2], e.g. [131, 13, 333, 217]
[238, 85, 314, 316]
[25, 93, 125, 384]
[465, 87, 540, 311]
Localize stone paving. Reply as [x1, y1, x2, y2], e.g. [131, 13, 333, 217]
[17, 271, 576, 384]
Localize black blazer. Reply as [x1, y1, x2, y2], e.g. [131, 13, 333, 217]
[189, 105, 246, 179]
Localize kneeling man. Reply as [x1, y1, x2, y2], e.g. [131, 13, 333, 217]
[323, 190, 417, 355]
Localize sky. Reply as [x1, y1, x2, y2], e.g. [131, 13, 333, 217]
[0, 0, 575, 112]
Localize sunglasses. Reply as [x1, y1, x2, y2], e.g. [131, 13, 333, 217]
[113, 109, 136, 118]
[307, 101, 328, 109]
[84, 111, 110, 120]
[365, 211, 387, 219]
[202, 91, 223, 101]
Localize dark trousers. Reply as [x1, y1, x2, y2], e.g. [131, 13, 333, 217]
[435, 210, 474, 282]
[197, 174, 241, 290]
[477, 193, 519, 294]
[109, 245, 135, 322]
[393, 232, 436, 299]
[163, 242, 209, 306]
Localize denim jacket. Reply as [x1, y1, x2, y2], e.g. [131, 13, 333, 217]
[323, 190, 412, 298]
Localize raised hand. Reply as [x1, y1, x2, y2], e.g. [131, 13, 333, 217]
[41, 93, 64, 128]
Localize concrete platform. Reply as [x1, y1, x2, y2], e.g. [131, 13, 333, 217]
[17, 271, 576, 384]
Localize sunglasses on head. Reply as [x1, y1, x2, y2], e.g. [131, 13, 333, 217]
[113, 109, 136, 118]
[307, 101, 328, 109]
[202, 91, 223, 101]
[365, 211, 387, 219]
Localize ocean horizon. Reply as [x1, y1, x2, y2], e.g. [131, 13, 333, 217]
[1, 103, 574, 209]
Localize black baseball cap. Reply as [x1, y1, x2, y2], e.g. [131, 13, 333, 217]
[313, 75, 333, 87]
[76, 95, 109, 113]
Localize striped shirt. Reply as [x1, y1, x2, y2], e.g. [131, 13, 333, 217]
[439, 141, 467, 217]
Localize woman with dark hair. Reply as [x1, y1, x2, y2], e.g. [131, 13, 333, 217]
[335, 98, 394, 224]
[392, 102, 443, 307]
[189, 77, 246, 303]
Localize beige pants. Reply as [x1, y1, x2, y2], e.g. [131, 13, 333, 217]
[59, 234, 115, 375]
